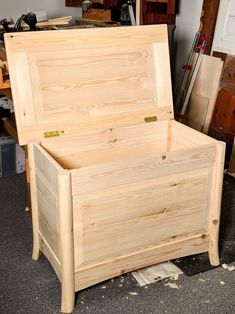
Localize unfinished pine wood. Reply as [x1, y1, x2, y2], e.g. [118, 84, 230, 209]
[208, 142, 225, 265]
[71, 144, 216, 194]
[5, 25, 173, 145]
[73, 168, 211, 267]
[184, 55, 223, 133]
[58, 172, 75, 314]
[33, 143, 64, 261]
[41, 122, 169, 169]
[5, 25, 226, 314]
[28, 142, 40, 260]
[74, 233, 209, 291]
[170, 120, 216, 145]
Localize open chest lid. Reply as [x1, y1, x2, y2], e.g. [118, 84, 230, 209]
[5, 25, 174, 145]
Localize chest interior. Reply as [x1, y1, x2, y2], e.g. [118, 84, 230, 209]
[39, 120, 215, 171]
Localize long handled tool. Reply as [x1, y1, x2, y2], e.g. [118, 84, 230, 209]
[174, 32, 200, 114]
[178, 37, 207, 122]
[176, 35, 208, 122]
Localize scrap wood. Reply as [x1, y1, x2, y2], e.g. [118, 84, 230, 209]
[183, 55, 223, 133]
[0, 16, 72, 30]
[132, 262, 182, 287]
[47, 16, 72, 21]
[164, 282, 181, 289]
[222, 263, 235, 271]
[129, 292, 139, 296]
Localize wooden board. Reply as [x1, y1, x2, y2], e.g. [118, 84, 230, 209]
[41, 121, 169, 169]
[75, 233, 209, 291]
[229, 138, 235, 174]
[73, 168, 211, 268]
[209, 53, 235, 139]
[184, 55, 223, 133]
[33, 143, 63, 260]
[4, 25, 173, 145]
[0, 17, 72, 31]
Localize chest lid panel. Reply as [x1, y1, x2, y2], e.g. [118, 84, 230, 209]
[5, 25, 173, 145]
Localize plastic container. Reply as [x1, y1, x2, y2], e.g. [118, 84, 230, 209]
[0, 133, 16, 177]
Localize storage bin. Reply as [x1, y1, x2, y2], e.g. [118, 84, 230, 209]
[0, 133, 16, 177]
[5, 25, 225, 313]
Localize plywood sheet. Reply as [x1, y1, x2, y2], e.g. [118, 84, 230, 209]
[185, 55, 223, 133]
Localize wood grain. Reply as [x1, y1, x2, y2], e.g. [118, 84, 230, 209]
[184, 55, 223, 134]
[5, 24, 226, 314]
[73, 168, 211, 268]
[58, 172, 75, 313]
[208, 142, 225, 265]
[41, 121, 168, 168]
[74, 233, 209, 291]
[71, 144, 216, 194]
[5, 25, 173, 145]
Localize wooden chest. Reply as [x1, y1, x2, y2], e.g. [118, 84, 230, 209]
[5, 25, 225, 313]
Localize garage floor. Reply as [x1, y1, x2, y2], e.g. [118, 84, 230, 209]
[0, 173, 234, 314]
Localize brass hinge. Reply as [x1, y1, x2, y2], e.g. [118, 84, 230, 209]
[44, 130, 60, 138]
[144, 116, 157, 123]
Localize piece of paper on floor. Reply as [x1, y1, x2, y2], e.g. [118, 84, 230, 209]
[132, 262, 182, 287]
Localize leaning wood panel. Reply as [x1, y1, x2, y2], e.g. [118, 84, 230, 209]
[184, 55, 223, 133]
[73, 168, 211, 268]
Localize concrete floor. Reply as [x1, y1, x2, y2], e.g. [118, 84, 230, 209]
[0, 173, 234, 314]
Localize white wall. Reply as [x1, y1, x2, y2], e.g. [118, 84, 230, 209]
[212, 0, 235, 54]
[0, 0, 82, 20]
[174, 0, 203, 90]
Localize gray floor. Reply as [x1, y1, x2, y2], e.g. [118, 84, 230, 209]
[0, 173, 234, 314]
